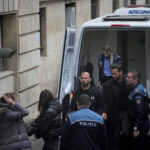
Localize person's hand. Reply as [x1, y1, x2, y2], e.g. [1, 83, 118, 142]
[2, 95, 16, 106]
[102, 113, 108, 120]
[133, 130, 140, 138]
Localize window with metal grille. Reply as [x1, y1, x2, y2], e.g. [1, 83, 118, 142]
[91, 0, 99, 19]
[113, 0, 119, 12]
[131, 0, 136, 5]
[65, 3, 76, 27]
[40, 7, 47, 56]
[0, 14, 16, 72]
[146, 0, 150, 4]
[124, 0, 129, 7]
[0, 17, 3, 71]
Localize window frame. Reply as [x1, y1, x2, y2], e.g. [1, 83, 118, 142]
[0, 16, 4, 71]
[65, 3, 76, 28]
[39, 7, 47, 56]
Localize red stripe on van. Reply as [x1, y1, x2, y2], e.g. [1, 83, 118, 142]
[111, 24, 130, 27]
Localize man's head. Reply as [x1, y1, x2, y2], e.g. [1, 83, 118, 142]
[111, 64, 123, 82]
[77, 94, 90, 109]
[80, 72, 91, 89]
[126, 70, 140, 87]
[103, 43, 112, 57]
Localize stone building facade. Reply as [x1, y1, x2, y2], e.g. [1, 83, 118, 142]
[0, 0, 149, 121]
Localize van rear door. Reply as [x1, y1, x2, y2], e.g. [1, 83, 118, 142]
[58, 27, 75, 104]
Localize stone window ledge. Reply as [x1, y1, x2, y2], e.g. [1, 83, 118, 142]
[0, 70, 14, 79]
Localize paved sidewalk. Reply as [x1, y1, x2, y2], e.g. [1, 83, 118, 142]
[31, 137, 44, 150]
[30, 136, 61, 150]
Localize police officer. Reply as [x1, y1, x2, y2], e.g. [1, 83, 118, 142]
[126, 70, 149, 150]
[70, 71, 104, 115]
[60, 94, 107, 150]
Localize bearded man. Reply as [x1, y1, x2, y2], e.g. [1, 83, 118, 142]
[102, 64, 128, 150]
[70, 71, 104, 115]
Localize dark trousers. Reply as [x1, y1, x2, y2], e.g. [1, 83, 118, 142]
[128, 119, 149, 150]
[106, 118, 120, 150]
[129, 132, 147, 150]
[106, 112, 129, 150]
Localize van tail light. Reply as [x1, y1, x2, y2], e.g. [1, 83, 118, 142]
[111, 24, 130, 27]
[69, 91, 74, 105]
[70, 91, 74, 100]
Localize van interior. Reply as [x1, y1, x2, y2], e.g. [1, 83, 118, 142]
[78, 29, 150, 91]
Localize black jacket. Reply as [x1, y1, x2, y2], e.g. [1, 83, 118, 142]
[70, 86, 104, 114]
[103, 79, 128, 146]
[28, 99, 62, 148]
[103, 78, 127, 116]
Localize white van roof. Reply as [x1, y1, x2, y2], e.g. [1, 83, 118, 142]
[81, 7, 150, 29]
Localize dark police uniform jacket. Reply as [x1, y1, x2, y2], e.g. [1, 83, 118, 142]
[60, 108, 107, 150]
[127, 83, 149, 133]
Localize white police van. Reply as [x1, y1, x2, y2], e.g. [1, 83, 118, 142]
[58, 6, 150, 145]
[59, 6, 150, 104]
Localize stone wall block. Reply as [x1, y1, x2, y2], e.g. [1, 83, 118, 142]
[9, 0, 14, 11]
[14, 0, 19, 10]
[0, 74, 14, 97]
[0, 0, 3, 12]
[4, 0, 9, 12]
[19, 0, 39, 16]
[19, 32, 40, 54]
[19, 50, 40, 72]
[20, 67, 40, 91]
[20, 85, 40, 107]
[136, 0, 145, 5]
[25, 103, 39, 122]
[19, 14, 40, 35]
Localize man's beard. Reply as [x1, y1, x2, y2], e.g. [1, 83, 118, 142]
[81, 82, 90, 88]
[114, 75, 122, 82]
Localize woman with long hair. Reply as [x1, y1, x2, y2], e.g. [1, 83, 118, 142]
[28, 89, 62, 150]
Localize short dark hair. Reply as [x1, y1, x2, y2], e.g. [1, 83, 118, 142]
[80, 71, 91, 78]
[111, 64, 122, 72]
[77, 94, 90, 106]
[129, 70, 141, 81]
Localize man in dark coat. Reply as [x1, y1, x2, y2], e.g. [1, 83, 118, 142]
[70, 71, 104, 115]
[102, 64, 128, 150]
[0, 93, 31, 150]
[60, 94, 107, 150]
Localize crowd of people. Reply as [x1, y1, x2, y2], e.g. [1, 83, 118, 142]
[0, 43, 149, 150]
